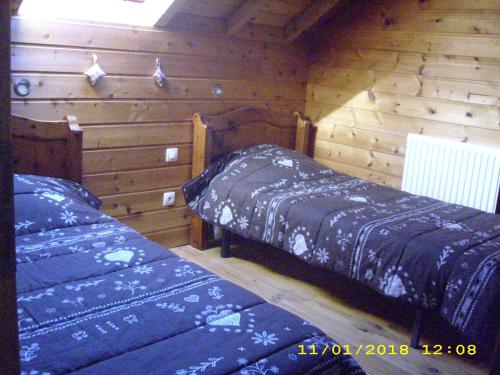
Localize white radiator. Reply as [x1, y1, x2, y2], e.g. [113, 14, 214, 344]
[402, 134, 500, 213]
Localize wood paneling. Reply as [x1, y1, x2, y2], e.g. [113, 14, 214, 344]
[11, 46, 305, 81]
[146, 225, 191, 248]
[83, 122, 193, 149]
[83, 144, 192, 174]
[83, 166, 191, 196]
[120, 207, 191, 234]
[101, 188, 186, 217]
[11, 16, 306, 247]
[11, 74, 305, 101]
[306, 0, 500, 188]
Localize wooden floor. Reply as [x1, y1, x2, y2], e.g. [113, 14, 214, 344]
[170, 244, 490, 375]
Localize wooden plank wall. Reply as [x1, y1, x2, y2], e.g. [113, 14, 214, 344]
[10, 16, 307, 247]
[305, 0, 500, 188]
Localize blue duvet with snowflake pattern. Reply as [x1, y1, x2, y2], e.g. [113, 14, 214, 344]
[15, 174, 365, 375]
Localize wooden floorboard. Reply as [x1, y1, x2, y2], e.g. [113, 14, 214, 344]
[170, 244, 489, 375]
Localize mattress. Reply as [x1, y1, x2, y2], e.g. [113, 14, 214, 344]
[14, 173, 364, 375]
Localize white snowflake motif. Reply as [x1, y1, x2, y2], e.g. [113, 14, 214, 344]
[316, 248, 330, 264]
[60, 210, 78, 225]
[238, 216, 249, 230]
[133, 265, 154, 275]
[336, 229, 352, 251]
[251, 331, 279, 346]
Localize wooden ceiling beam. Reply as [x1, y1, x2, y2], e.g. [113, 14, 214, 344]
[284, 0, 341, 42]
[154, 0, 188, 27]
[227, 0, 271, 36]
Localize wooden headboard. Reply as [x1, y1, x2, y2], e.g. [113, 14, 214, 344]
[190, 107, 311, 249]
[12, 115, 83, 183]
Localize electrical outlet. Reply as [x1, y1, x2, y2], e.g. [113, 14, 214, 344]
[162, 192, 176, 207]
[165, 147, 178, 162]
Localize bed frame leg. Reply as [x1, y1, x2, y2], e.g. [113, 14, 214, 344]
[410, 306, 425, 349]
[221, 229, 231, 258]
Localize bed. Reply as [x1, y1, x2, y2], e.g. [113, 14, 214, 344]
[182, 108, 500, 356]
[11, 115, 365, 375]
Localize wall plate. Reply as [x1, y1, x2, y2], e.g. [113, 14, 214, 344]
[165, 147, 178, 162]
[163, 191, 176, 207]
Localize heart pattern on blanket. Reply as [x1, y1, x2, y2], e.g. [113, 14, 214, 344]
[206, 310, 241, 326]
[277, 158, 293, 168]
[219, 205, 233, 225]
[41, 192, 66, 203]
[184, 295, 200, 303]
[348, 196, 367, 203]
[444, 223, 463, 230]
[104, 250, 134, 263]
[292, 234, 308, 255]
[383, 275, 407, 297]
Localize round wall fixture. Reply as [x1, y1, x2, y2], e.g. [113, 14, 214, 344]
[14, 79, 31, 97]
[212, 83, 223, 97]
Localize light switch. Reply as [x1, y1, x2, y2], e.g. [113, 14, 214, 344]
[165, 147, 178, 162]
[163, 191, 176, 207]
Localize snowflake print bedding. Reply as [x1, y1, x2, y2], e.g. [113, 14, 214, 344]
[14, 174, 365, 375]
[182, 144, 500, 346]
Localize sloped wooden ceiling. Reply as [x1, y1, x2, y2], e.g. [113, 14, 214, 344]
[156, 0, 344, 43]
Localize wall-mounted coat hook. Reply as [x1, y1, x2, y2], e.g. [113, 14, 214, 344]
[84, 54, 106, 86]
[153, 58, 167, 87]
